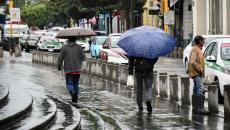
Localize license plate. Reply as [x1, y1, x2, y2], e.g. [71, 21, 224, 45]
[48, 49, 54, 52]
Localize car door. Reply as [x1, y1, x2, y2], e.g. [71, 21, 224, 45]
[204, 42, 218, 79]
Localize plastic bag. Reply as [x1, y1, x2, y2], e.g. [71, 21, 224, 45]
[127, 75, 134, 87]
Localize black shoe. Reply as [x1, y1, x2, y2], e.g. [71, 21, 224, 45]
[146, 101, 152, 113]
[71, 92, 78, 103]
[139, 106, 143, 112]
[192, 95, 209, 115]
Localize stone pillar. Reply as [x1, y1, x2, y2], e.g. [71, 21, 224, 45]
[47, 53, 53, 65]
[153, 70, 158, 95]
[0, 47, 3, 57]
[106, 62, 113, 81]
[53, 53, 59, 66]
[119, 64, 128, 86]
[38, 52, 43, 63]
[98, 60, 103, 78]
[32, 52, 35, 62]
[159, 72, 168, 98]
[95, 59, 102, 77]
[87, 58, 93, 75]
[91, 59, 96, 76]
[42, 53, 47, 64]
[112, 63, 119, 83]
[224, 85, 230, 121]
[169, 74, 178, 101]
[101, 60, 107, 79]
[14, 44, 22, 57]
[181, 75, 190, 105]
[208, 82, 219, 114]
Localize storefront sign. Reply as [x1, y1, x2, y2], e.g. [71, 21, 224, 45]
[164, 10, 174, 25]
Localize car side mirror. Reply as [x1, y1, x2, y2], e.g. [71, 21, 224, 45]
[206, 55, 216, 62]
[102, 44, 109, 49]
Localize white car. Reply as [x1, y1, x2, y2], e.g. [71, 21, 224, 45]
[76, 38, 90, 52]
[37, 36, 63, 52]
[183, 35, 230, 72]
[203, 38, 230, 100]
[99, 33, 128, 64]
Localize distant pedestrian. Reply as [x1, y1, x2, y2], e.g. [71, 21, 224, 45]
[9, 38, 16, 56]
[58, 36, 86, 103]
[188, 35, 209, 114]
[128, 56, 158, 113]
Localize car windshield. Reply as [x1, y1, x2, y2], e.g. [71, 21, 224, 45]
[221, 43, 230, 60]
[110, 36, 120, 48]
[204, 37, 230, 47]
[43, 38, 58, 44]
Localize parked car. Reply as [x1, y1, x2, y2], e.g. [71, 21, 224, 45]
[19, 34, 29, 49]
[183, 35, 230, 72]
[76, 38, 90, 52]
[37, 37, 63, 52]
[203, 38, 230, 101]
[90, 36, 108, 58]
[99, 33, 128, 64]
[23, 34, 41, 52]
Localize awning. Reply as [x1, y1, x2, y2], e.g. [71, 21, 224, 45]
[170, 0, 179, 7]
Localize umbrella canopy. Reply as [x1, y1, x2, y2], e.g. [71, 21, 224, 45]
[117, 26, 176, 59]
[56, 27, 96, 39]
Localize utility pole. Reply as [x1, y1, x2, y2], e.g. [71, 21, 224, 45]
[9, 0, 14, 56]
[130, 0, 134, 29]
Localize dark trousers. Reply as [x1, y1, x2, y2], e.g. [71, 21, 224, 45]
[135, 71, 153, 107]
[65, 74, 80, 95]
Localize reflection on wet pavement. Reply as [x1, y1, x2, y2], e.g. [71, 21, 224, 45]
[0, 52, 229, 130]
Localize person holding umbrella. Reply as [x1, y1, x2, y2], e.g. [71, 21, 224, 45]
[57, 36, 86, 103]
[118, 26, 176, 113]
[188, 35, 209, 114]
[128, 56, 158, 113]
[56, 27, 95, 103]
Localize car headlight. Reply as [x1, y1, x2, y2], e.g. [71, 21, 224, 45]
[224, 67, 230, 74]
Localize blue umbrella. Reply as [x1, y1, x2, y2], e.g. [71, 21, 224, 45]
[117, 26, 176, 59]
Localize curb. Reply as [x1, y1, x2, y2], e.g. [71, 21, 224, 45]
[0, 85, 9, 107]
[21, 99, 57, 130]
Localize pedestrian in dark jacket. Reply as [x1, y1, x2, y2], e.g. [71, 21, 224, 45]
[58, 36, 86, 103]
[128, 56, 158, 113]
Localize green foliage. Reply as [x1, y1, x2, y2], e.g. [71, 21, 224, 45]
[14, 0, 145, 29]
[21, 3, 53, 28]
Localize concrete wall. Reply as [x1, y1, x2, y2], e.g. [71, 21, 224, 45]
[223, 0, 230, 34]
[183, 0, 193, 40]
[192, 0, 207, 36]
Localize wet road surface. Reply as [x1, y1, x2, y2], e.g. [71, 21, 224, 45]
[0, 52, 229, 130]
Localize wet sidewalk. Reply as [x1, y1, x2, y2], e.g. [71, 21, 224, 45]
[0, 52, 229, 130]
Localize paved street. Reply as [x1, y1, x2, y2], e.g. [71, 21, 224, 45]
[0, 51, 229, 129]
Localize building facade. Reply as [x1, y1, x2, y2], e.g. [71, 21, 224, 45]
[193, 0, 230, 36]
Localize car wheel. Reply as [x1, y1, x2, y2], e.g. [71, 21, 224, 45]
[215, 79, 224, 104]
[185, 58, 188, 73]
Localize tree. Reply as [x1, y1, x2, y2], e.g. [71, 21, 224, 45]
[79, 0, 120, 32]
[21, 3, 54, 29]
[121, 0, 145, 29]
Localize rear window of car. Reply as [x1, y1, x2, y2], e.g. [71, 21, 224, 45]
[97, 37, 107, 45]
[221, 43, 230, 60]
[204, 37, 230, 47]
[111, 36, 120, 48]
[191, 37, 230, 47]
